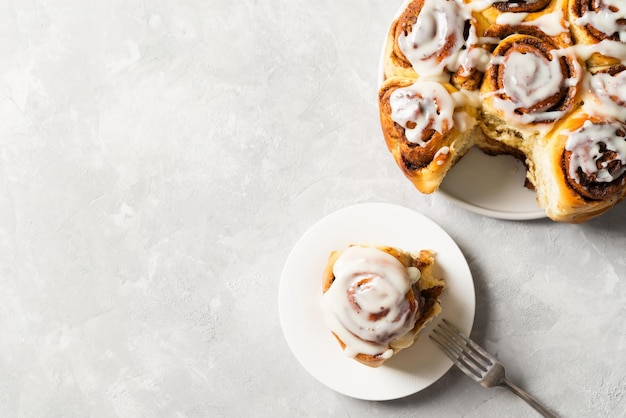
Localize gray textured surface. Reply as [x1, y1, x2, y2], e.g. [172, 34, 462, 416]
[1, 1, 625, 417]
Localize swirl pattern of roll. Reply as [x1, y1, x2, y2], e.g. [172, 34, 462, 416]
[534, 114, 626, 222]
[479, 25, 582, 148]
[491, 0, 554, 13]
[321, 245, 445, 367]
[382, 0, 484, 87]
[568, 0, 626, 66]
[584, 64, 626, 120]
[378, 76, 479, 193]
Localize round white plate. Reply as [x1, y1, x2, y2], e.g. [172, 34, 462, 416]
[278, 203, 475, 401]
[378, 2, 546, 221]
[438, 148, 546, 220]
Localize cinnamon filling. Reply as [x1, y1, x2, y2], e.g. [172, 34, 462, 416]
[573, 0, 625, 42]
[492, 0, 552, 13]
[485, 32, 579, 124]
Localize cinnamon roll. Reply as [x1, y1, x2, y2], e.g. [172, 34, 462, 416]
[568, 0, 626, 66]
[583, 64, 626, 121]
[534, 114, 626, 222]
[378, 0, 626, 222]
[379, 76, 479, 193]
[480, 28, 582, 146]
[470, 0, 569, 36]
[491, 0, 554, 13]
[321, 244, 445, 367]
[382, 0, 487, 89]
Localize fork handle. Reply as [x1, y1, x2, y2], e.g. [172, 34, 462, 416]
[502, 378, 558, 418]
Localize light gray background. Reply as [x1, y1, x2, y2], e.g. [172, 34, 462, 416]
[1, 1, 625, 417]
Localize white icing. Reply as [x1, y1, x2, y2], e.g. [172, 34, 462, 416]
[389, 80, 456, 146]
[526, 9, 569, 36]
[479, 36, 505, 45]
[464, 0, 541, 13]
[321, 246, 420, 358]
[573, 40, 626, 65]
[398, 0, 478, 78]
[463, 46, 493, 73]
[434, 146, 450, 165]
[584, 70, 626, 121]
[496, 12, 529, 25]
[565, 120, 626, 184]
[501, 50, 563, 109]
[574, 0, 626, 42]
[484, 47, 581, 127]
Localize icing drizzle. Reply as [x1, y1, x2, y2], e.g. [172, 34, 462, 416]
[322, 246, 420, 358]
[565, 120, 626, 186]
[389, 81, 455, 146]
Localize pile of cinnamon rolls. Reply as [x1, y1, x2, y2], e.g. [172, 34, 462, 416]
[379, 0, 626, 222]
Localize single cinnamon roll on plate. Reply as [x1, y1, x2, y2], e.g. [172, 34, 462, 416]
[321, 244, 445, 367]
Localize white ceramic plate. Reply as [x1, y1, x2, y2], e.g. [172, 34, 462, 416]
[438, 148, 546, 220]
[378, 2, 546, 221]
[278, 203, 475, 401]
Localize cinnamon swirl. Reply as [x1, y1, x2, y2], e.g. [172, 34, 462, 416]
[379, 76, 479, 193]
[470, 0, 569, 37]
[321, 244, 445, 367]
[568, 0, 626, 66]
[383, 0, 487, 87]
[491, 0, 554, 13]
[378, 0, 626, 222]
[583, 64, 626, 121]
[534, 114, 626, 221]
[480, 28, 582, 146]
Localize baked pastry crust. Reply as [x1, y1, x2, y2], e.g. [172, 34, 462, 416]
[534, 113, 626, 222]
[379, 76, 480, 193]
[379, 0, 626, 222]
[322, 244, 445, 367]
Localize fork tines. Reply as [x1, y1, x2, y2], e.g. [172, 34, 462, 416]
[430, 319, 493, 382]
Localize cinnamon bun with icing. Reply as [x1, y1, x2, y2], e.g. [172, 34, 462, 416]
[383, 0, 488, 89]
[378, 0, 626, 222]
[584, 64, 626, 121]
[479, 27, 582, 148]
[533, 114, 626, 222]
[491, 0, 554, 13]
[379, 76, 479, 193]
[568, 0, 626, 66]
[321, 244, 445, 367]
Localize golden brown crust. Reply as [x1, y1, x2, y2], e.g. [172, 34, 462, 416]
[561, 117, 626, 200]
[568, 0, 626, 67]
[383, 17, 419, 80]
[492, 0, 553, 13]
[569, 0, 624, 43]
[322, 245, 445, 368]
[472, 0, 568, 30]
[379, 0, 626, 222]
[390, 0, 426, 74]
[534, 113, 626, 222]
[480, 31, 580, 128]
[378, 77, 477, 193]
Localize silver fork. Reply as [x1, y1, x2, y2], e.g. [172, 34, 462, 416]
[430, 319, 558, 418]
